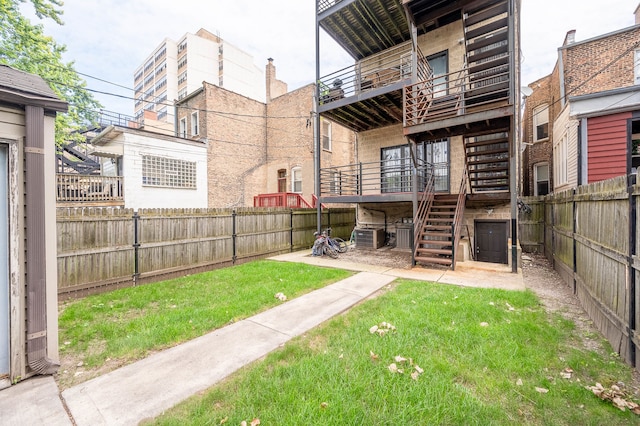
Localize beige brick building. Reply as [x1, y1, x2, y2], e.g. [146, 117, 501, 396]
[176, 60, 355, 208]
[315, 0, 522, 269]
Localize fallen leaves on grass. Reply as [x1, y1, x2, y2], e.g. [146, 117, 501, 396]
[369, 321, 397, 336]
[587, 383, 640, 414]
[560, 367, 573, 379]
[274, 292, 287, 302]
[386, 354, 424, 380]
[535, 387, 549, 394]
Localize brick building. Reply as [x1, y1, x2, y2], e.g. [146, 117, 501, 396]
[315, 0, 522, 270]
[522, 7, 640, 194]
[175, 59, 355, 208]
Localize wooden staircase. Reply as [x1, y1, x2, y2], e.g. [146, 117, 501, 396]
[463, 0, 510, 106]
[465, 130, 510, 193]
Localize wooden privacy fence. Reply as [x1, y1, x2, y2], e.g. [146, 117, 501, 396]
[56, 207, 355, 298]
[519, 175, 639, 370]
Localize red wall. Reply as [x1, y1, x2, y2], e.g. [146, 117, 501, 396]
[587, 112, 631, 183]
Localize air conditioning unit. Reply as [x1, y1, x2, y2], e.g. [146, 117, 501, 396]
[355, 228, 385, 249]
[395, 223, 413, 251]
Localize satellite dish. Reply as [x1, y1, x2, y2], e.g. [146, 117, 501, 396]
[521, 86, 533, 97]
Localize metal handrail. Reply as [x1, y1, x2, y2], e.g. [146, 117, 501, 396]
[404, 53, 511, 126]
[319, 158, 434, 196]
[451, 168, 469, 270]
[413, 169, 435, 261]
[318, 42, 426, 105]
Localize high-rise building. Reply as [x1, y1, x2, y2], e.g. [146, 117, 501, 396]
[133, 28, 265, 126]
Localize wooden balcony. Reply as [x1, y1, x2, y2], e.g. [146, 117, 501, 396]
[56, 174, 124, 206]
[253, 193, 313, 209]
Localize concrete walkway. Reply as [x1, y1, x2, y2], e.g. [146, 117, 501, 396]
[271, 249, 525, 292]
[0, 251, 523, 425]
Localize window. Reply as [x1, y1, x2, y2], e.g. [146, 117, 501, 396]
[178, 71, 187, 85]
[157, 107, 168, 120]
[178, 56, 187, 70]
[156, 91, 167, 104]
[178, 87, 188, 100]
[381, 139, 449, 193]
[321, 119, 331, 151]
[144, 74, 154, 87]
[277, 169, 286, 192]
[179, 117, 187, 138]
[427, 51, 448, 98]
[142, 155, 196, 189]
[134, 83, 143, 94]
[533, 104, 549, 141]
[534, 163, 549, 196]
[553, 132, 568, 186]
[178, 40, 187, 53]
[134, 70, 143, 82]
[154, 46, 166, 62]
[635, 49, 640, 85]
[291, 167, 302, 193]
[191, 111, 199, 136]
[155, 76, 167, 91]
[144, 59, 154, 73]
[155, 60, 166, 76]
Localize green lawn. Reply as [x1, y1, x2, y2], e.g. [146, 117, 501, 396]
[150, 279, 640, 425]
[58, 260, 352, 370]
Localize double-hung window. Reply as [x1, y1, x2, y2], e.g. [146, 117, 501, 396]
[533, 104, 549, 141]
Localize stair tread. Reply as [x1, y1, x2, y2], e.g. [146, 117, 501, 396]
[415, 256, 453, 265]
[465, 137, 509, 148]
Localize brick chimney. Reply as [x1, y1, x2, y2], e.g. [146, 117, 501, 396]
[265, 58, 288, 103]
[563, 30, 576, 46]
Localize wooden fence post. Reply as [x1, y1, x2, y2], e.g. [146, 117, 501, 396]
[133, 211, 140, 285]
[232, 209, 237, 265]
[290, 208, 294, 252]
[572, 189, 577, 294]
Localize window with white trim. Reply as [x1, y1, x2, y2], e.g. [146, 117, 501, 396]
[191, 111, 199, 136]
[533, 104, 549, 142]
[142, 155, 196, 188]
[179, 117, 187, 138]
[321, 119, 332, 151]
[534, 162, 549, 196]
[291, 167, 302, 193]
[553, 132, 568, 186]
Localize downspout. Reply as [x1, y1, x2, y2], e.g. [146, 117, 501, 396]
[508, 0, 518, 272]
[24, 105, 58, 375]
[315, 0, 322, 233]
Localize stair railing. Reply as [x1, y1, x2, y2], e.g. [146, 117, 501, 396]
[451, 167, 469, 270]
[413, 164, 435, 261]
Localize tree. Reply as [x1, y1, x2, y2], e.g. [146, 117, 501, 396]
[0, 0, 102, 145]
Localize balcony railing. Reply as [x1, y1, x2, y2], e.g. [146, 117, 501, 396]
[319, 43, 429, 106]
[320, 158, 449, 197]
[318, 0, 341, 14]
[253, 193, 313, 209]
[57, 174, 124, 204]
[404, 55, 511, 126]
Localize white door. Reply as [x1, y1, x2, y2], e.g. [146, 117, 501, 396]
[0, 144, 8, 377]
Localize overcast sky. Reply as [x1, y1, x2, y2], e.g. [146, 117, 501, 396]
[23, 0, 639, 115]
